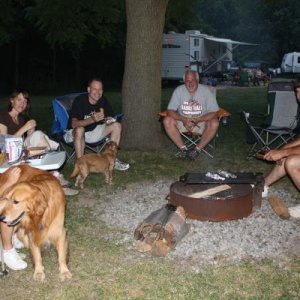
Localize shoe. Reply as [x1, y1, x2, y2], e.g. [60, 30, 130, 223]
[288, 205, 300, 218]
[12, 234, 24, 249]
[114, 158, 130, 171]
[187, 148, 200, 160]
[262, 186, 269, 198]
[177, 148, 189, 159]
[63, 187, 79, 196]
[52, 171, 70, 187]
[1, 248, 27, 270]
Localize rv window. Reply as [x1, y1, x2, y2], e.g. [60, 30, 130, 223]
[194, 51, 199, 61]
[163, 44, 180, 48]
[194, 39, 199, 46]
[298, 56, 300, 64]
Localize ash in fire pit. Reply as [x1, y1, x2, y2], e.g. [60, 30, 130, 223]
[168, 172, 264, 222]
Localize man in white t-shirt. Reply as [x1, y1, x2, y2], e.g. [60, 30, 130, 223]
[163, 70, 219, 159]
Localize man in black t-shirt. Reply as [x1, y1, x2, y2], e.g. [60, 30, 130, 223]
[64, 78, 129, 171]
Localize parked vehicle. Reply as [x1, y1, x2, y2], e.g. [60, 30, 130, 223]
[161, 30, 256, 81]
[281, 52, 300, 73]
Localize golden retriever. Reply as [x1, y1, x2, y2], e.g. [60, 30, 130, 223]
[70, 140, 118, 189]
[0, 164, 72, 282]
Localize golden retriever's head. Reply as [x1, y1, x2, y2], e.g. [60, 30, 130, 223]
[103, 141, 118, 155]
[0, 183, 47, 226]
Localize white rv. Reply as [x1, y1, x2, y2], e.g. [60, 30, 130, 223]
[281, 52, 300, 73]
[162, 30, 256, 80]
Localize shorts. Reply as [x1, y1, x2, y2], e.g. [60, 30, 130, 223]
[24, 130, 59, 150]
[176, 121, 205, 134]
[64, 124, 106, 144]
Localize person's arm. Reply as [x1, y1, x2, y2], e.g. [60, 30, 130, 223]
[166, 110, 195, 131]
[264, 144, 300, 161]
[0, 167, 21, 196]
[71, 115, 98, 129]
[0, 123, 8, 135]
[192, 111, 219, 123]
[13, 119, 36, 137]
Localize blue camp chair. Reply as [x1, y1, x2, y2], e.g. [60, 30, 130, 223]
[51, 92, 111, 162]
[242, 81, 300, 159]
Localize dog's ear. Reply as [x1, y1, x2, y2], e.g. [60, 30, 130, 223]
[33, 191, 48, 216]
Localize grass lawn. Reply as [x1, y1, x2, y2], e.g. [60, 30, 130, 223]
[1, 86, 300, 299]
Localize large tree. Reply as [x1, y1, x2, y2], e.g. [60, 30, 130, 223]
[122, 0, 169, 150]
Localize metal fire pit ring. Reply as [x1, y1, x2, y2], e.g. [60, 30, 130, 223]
[168, 181, 254, 222]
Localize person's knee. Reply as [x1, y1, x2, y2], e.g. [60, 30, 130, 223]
[206, 118, 219, 132]
[73, 127, 85, 139]
[163, 116, 176, 129]
[285, 155, 300, 172]
[110, 122, 121, 135]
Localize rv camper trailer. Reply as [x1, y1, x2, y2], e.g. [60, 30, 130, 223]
[281, 52, 300, 73]
[162, 30, 256, 81]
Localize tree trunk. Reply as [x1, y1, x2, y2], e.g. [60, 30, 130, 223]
[121, 0, 169, 150]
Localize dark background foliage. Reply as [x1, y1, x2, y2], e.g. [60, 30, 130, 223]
[0, 0, 299, 92]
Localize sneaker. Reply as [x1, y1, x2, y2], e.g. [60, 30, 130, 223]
[288, 205, 300, 219]
[177, 148, 189, 159]
[114, 158, 130, 171]
[52, 171, 70, 187]
[188, 148, 200, 160]
[1, 248, 27, 270]
[12, 234, 24, 249]
[262, 186, 269, 198]
[63, 187, 79, 196]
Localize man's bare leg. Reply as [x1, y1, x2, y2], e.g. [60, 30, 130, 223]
[101, 122, 121, 145]
[163, 116, 185, 148]
[264, 161, 287, 187]
[285, 155, 300, 190]
[196, 118, 219, 150]
[74, 127, 85, 158]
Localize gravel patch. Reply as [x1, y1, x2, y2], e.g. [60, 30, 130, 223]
[97, 180, 300, 267]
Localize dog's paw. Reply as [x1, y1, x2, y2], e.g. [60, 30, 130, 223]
[34, 271, 45, 282]
[59, 270, 72, 281]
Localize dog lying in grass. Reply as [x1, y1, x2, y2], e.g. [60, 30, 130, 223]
[70, 141, 118, 189]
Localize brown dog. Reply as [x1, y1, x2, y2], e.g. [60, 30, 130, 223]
[0, 165, 72, 282]
[70, 141, 118, 189]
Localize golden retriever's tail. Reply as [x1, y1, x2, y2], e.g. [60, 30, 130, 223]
[70, 164, 79, 178]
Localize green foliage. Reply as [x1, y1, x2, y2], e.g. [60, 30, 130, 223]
[26, 0, 123, 50]
[165, 0, 203, 33]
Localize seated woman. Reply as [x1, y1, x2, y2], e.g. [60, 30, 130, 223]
[0, 89, 77, 271]
[0, 88, 58, 153]
[0, 89, 77, 196]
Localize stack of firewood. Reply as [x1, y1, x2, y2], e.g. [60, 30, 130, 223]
[134, 204, 191, 257]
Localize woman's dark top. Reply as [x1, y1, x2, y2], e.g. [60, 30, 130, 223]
[0, 111, 26, 135]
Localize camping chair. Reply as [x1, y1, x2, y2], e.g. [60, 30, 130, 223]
[242, 81, 300, 159]
[159, 108, 230, 159]
[51, 92, 111, 163]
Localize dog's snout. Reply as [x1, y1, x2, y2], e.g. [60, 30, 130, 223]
[0, 214, 5, 221]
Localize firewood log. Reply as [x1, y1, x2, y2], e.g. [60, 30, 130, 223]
[134, 204, 176, 241]
[164, 206, 190, 247]
[268, 195, 290, 219]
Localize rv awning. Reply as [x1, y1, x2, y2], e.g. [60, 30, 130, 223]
[204, 36, 258, 46]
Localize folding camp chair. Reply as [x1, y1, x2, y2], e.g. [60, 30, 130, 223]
[51, 92, 111, 162]
[159, 108, 230, 159]
[242, 81, 299, 159]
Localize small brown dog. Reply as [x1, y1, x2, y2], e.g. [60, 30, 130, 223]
[70, 141, 118, 189]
